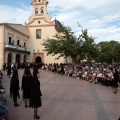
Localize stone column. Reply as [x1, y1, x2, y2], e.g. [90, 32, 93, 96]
[12, 54, 16, 64]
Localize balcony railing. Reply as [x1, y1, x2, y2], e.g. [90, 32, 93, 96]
[5, 44, 30, 53]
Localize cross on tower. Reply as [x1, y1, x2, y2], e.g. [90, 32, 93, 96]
[54, 15, 58, 20]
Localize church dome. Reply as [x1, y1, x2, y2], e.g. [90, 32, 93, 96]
[54, 20, 63, 32]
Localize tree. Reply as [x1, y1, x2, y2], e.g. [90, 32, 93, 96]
[42, 24, 96, 63]
[109, 40, 119, 64]
[96, 40, 120, 64]
[42, 26, 77, 61]
[79, 29, 98, 62]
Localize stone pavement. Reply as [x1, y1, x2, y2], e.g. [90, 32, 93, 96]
[1, 69, 120, 120]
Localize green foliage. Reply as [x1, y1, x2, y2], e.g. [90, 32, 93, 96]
[42, 24, 97, 63]
[42, 23, 120, 64]
[79, 29, 98, 60]
[96, 40, 120, 64]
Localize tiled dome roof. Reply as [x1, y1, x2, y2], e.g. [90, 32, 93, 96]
[54, 20, 63, 31]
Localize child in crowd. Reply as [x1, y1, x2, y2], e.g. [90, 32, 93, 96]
[0, 89, 9, 120]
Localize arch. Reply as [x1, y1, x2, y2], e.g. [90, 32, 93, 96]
[35, 8, 38, 15]
[35, 56, 42, 63]
[23, 55, 27, 63]
[16, 54, 21, 68]
[7, 53, 12, 64]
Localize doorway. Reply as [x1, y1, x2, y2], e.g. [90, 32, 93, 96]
[35, 56, 42, 63]
[16, 54, 21, 68]
[7, 53, 12, 64]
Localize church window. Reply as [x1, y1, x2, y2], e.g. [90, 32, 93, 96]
[12, 40, 14, 45]
[24, 42, 26, 47]
[17, 40, 20, 46]
[38, 21, 41, 24]
[41, 7, 44, 14]
[35, 8, 38, 15]
[36, 29, 41, 39]
[38, 0, 40, 2]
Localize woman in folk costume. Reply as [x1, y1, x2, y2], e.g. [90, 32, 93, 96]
[10, 67, 20, 106]
[21, 67, 32, 108]
[30, 66, 42, 119]
[113, 68, 119, 94]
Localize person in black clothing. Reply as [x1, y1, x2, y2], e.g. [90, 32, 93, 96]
[21, 67, 32, 108]
[3, 63, 6, 71]
[113, 68, 119, 94]
[10, 67, 20, 106]
[0, 71, 4, 89]
[60, 63, 64, 75]
[0, 70, 3, 79]
[30, 67, 42, 119]
[6, 64, 11, 78]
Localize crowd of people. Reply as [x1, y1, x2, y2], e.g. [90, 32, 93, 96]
[0, 62, 120, 119]
[0, 64, 42, 120]
[41, 63, 120, 94]
[0, 70, 4, 90]
[3, 62, 42, 70]
[10, 65, 42, 119]
[0, 70, 8, 120]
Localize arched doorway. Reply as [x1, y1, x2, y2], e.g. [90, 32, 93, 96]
[16, 54, 21, 68]
[7, 53, 12, 64]
[35, 56, 42, 63]
[23, 55, 27, 63]
[35, 56, 42, 68]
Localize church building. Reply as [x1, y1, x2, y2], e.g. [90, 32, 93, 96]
[0, 0, 67, 70]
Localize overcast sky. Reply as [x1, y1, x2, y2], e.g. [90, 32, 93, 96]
[0, 0, 120, 43]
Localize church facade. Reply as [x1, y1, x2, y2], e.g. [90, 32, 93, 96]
[0, 0, 68, 70]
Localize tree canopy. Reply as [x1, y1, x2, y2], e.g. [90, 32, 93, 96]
[42, 23, 120, 64]
[42, 24, 97, 63]
[96, 40, 120, 64]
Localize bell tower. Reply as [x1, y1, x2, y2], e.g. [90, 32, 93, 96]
[31, 0, 48, 17]
[25, 0, 65, 65]
[26, 0, 51, 24]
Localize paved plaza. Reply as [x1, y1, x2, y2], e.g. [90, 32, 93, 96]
[1, 69, 120, 120]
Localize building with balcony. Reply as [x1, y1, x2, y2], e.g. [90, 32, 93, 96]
[0, 0, 68, 70]
[0, 23, 30, 69]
